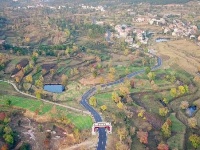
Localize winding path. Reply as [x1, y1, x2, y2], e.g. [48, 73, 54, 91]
[0, 53, 162, 150]
[80, 54, 162, 150]
[0, 79, 91, 115]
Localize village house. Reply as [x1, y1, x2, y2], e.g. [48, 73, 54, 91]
[114, 24, 132, 38]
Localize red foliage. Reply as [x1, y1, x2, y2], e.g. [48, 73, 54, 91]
[1, 144, 8, 150]
[130, 80, 135, 88]
[137, 130, 148, 144]
[157, 143, 169, 150]
[0, 112, 6, 121]
[166, 118, 172, 126]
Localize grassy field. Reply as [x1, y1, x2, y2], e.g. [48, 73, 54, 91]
[57, 81, 90, 110]
[167, 113, 186, 150]
[152, 39, 200, 76]
[0, 95, 92, 130]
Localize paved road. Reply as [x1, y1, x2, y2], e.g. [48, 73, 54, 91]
[80, 54, 162, 150]
[0, 80, 91, 115]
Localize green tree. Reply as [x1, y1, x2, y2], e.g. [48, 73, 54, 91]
[3, 126, 12, 134]
[31, 52, 38, 64]
[163, 98, 169, 104]
[145, 67, 151, 74]
[189, 134, 200, 149]
[147, 72, 155, 81]
[3, 134, 13, 145]
[6, 99, 11, 106]
[184, 85, 189, 93]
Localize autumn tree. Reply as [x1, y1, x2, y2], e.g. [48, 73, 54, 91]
[35, 79, 43, 88]
[50, 69, 55, 76]
[159, 107, 169, 117]
[35, 89, 43, 99]
[189, 134, 200, 149]
[178, 86, 185, 95]
[25, 74, 33, 83]
[130, 80, 135, 88]
[1, 144, 8, 150]
[31, 52, 38, 64]
[180, 101, 189, 109]
[170, 88, 177, 97]
[138, 109, 145, 119]
[147, 72, 156, 81]
[117, 101, 124, 109]
[61, 74, 68, 86]
[100, 105, 107, 112]
[99, 76, 105, 84]
[73, 128, 80, 143]
[137, 130, 148, 144]
[188, 117, 197, 128]
[130, 126, 136, 135]
[161, 119, 172, 138]
[109, 67, 116, 74]
[108, 73, 115, 81]
[112, 92, 121, 103]
[119, 86, 130, 97]
[157, 142, 169, 150]
[117, 127, 127, 142]
[115, 141, 129, 150]
[124, 49, 129, 56]
[89, 96, 97, 107]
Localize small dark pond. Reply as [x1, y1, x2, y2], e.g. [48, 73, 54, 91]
[186, 106, 197, 117]
[43, 84, 65, 93]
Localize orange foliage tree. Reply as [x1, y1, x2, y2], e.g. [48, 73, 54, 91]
[157, 143, 169, 150]
[137, 130, 148, 144]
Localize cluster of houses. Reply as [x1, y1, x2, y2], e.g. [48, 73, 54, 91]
[112, 24, 149, 48]
[162, 19, 198, 38]
[132, 13, 200, 46]
[7, 3, 68, 10]
[80, 4, 105, 12]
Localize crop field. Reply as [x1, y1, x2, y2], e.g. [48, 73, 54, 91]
[0, 95, 93, 130]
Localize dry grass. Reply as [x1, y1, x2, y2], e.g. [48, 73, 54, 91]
[152, 39, 200, 75]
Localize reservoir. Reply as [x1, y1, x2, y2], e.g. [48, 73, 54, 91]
[186, 106, 197, 117]
[43, 84, 65, 93]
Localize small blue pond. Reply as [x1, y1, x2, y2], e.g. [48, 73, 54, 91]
[156, 38, 170, 43]
[186, 106, 197, 117]
[43, 84, 65, 93]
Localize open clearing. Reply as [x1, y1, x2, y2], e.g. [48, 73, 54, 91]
[152, 39, 200, 75]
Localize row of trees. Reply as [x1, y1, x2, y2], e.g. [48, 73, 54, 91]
[170, 85, 189, 98]
[0, 116, 14, 149]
